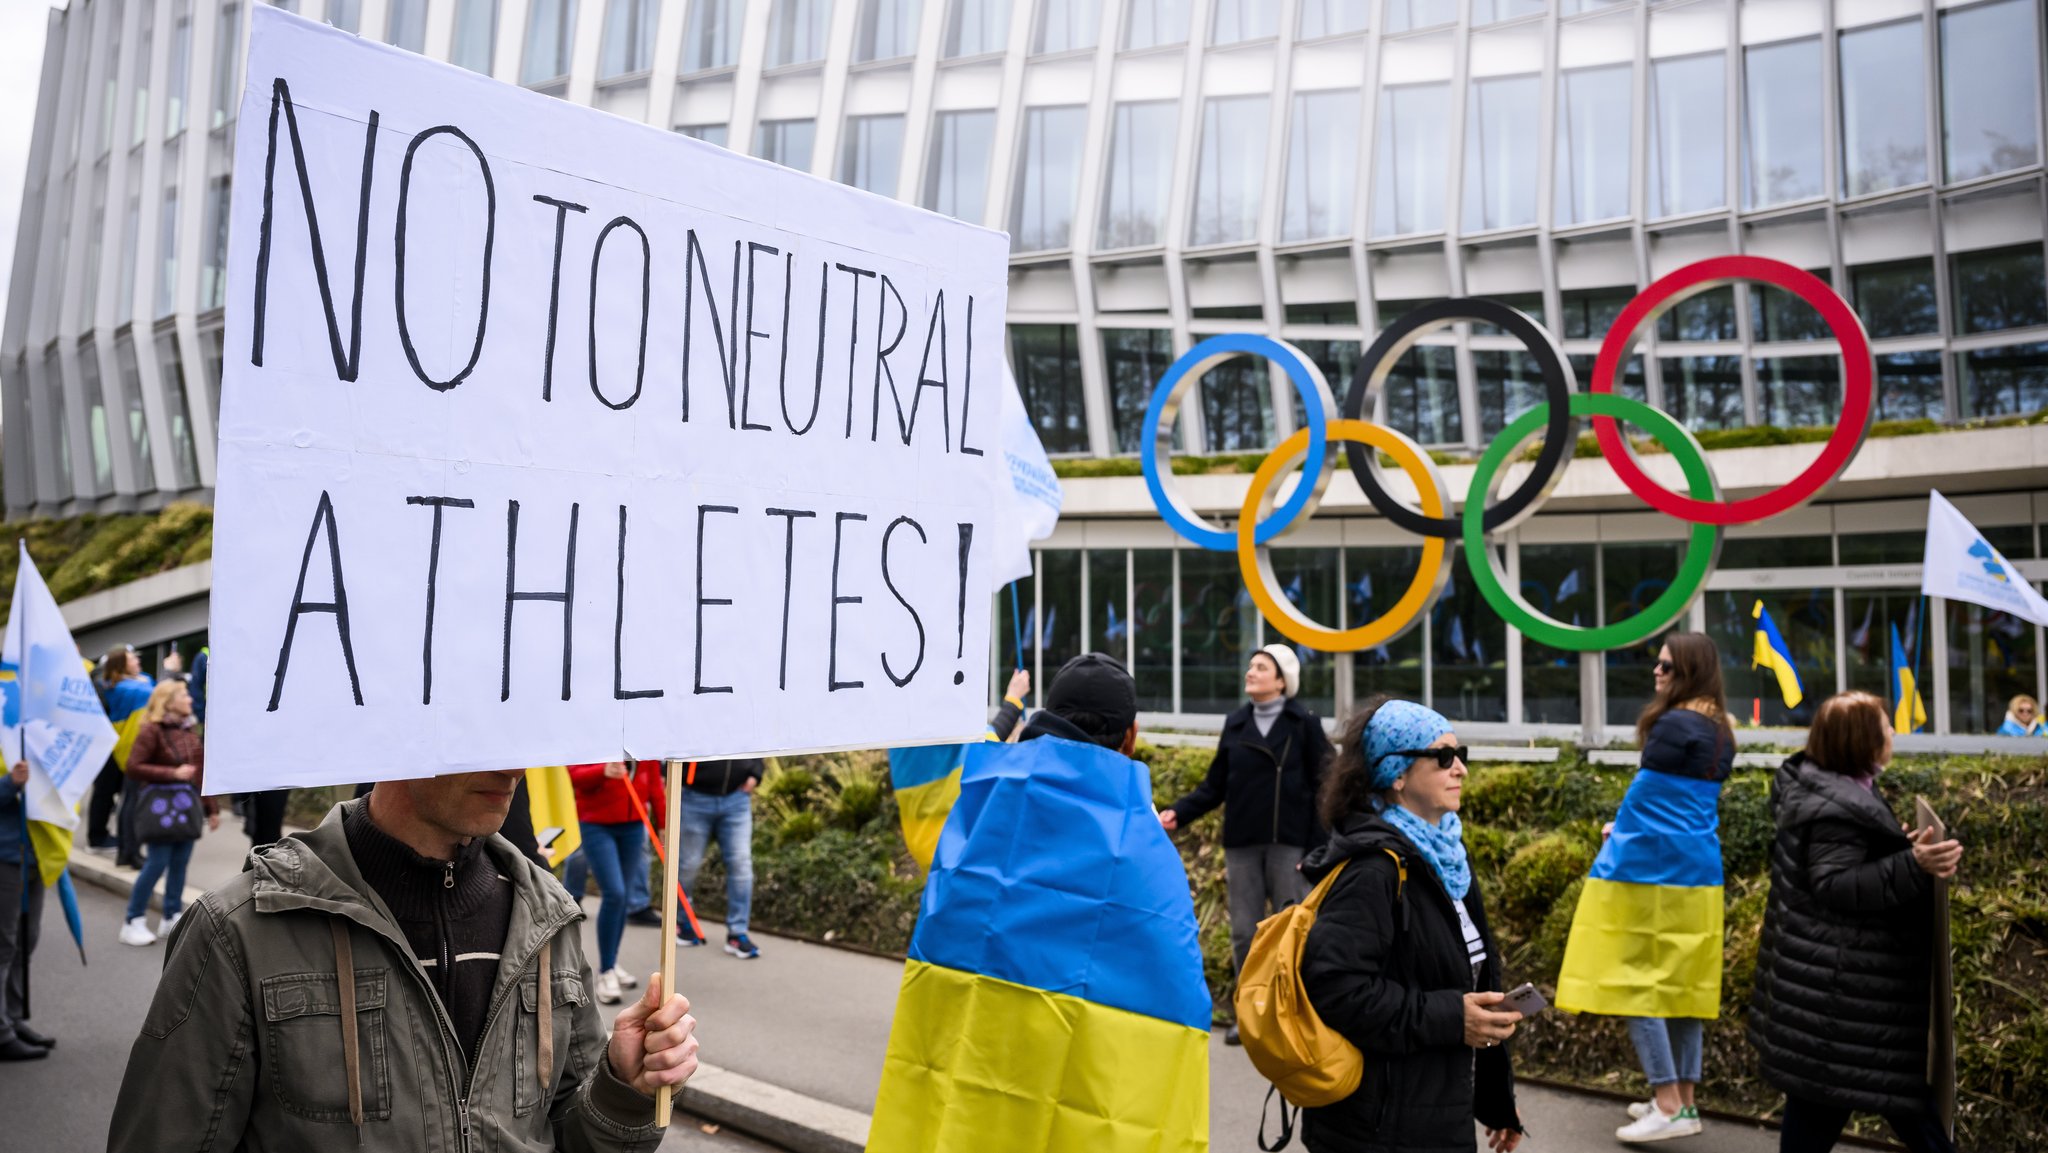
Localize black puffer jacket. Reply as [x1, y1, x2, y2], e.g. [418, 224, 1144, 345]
[1298, 812, 1519, 1153]
[1168, 698, 1333, 848]
[1748, 755, 1936, 1115]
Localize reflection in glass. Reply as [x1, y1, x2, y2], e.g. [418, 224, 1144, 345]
[1750, 271, 1830, 343]
[79, 352, 113, 496]
[1743, 38, 1823, 207]
[1382, 345, 1462, 446]
[1191, 97, 1269, 246]
[1556, 65, 1632, 225]
[857, 0, 922, 61]
[1211, 0, 1277, 44]
[1843, 589, 1924, 711]
[1472, 292, 1544, 336]
[1290, 339, 1360, 429]
[1180, 550, 1260, 716]
[1282, 90, 1360, 242]
[838, 114, 906, 196]
[1849, 259, 1938, 339]
[1088, 549, 1130, 662]
[1656, 287, 1737, 342]
[924, 110, 997, 221]
[1875, 351, 1943, 422]
[1385, 0, 1456, 33]
[200, 176, 231, 311]
[1124, 0, 1188, 49]
[1100, 102, 1180, 248]
[116, 340, 156, 493]
[1561, 286, 1634, 341]
[945, 0, 1011, 56]
[1662, 356, 1745, 430]
[1650, 52, 1725, 218]
[1946, 598, 2041, 734]
[1347, 547, 1428, 706]
[1012, 106, 1089, 251]
[684, 0, 741, 70]
[599, 0, 653, 75]
[1102, 328, 1174, 453]
[768, 0, 830, 65]
[1372, 84, 1449, 237]
[1568, 354, 1647, 404]
[1521, 542, 1598, 724]
[1132, 550, 1174, 711]
[156, 332, 201, 490]
[1299, 0, 1367, 39]
[1755, 355, 1838, 427]
[1603, 542, 1685, 725]
[1436, 555, 1507, 723]
[753, 119, 817, 169]
[211, 2, 242, 127]
[1957, 341, 2048, 419]
[1723, 535, 1830, 568]
[1940, 0, 2041, 181]
[46, 354, 73, 501]
[1269, 550, 1340, 717]
[1463, 75, 1540, 233]
[1710, 588, 1829, 726]
[1039, 550, 1084, 679]
[520, 0, 574, 84]
[1200, 357, 1273, 452]
[1034, 0, 1097, 53]
[453, 0, 500, 73]
[1473, 349, 1544, 438]
[1950, 245, 2048, 335]
[1840, 20, 1927, 196]
[995, 561, 1035, 682]
[1008, 324, 1091, 453]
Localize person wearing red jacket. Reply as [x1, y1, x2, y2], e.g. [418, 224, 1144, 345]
[569, 760, 662, 1004]
[119, 680, 219, 947]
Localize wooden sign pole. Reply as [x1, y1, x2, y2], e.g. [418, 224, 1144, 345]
[655, 759, 685, 1128]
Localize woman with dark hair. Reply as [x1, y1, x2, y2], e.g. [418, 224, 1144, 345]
[1748, 691, 1962, 1153]
[1296, 696, 1524, 1153]
[1558, 632, 1734, 1142]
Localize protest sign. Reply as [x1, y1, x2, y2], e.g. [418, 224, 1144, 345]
[206, 9, 1007, 794]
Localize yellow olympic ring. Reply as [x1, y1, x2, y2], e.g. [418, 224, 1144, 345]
[1237, 419, 1452, 653]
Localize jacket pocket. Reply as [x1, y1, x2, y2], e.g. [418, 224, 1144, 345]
[515, 968, 589, 1116]
[260, 970, 394, 1122]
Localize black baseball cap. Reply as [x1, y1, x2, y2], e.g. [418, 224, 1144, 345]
[1043, 652, 1138, 742]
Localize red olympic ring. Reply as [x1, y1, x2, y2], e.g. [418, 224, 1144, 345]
[1589, 256, 1875, 526]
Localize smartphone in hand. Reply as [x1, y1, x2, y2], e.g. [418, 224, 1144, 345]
[1501, 983, 1549, 1018]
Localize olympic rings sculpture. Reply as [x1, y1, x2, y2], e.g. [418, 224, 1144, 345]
[1140, 256, 1877, 654]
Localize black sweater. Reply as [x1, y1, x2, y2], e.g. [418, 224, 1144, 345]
[342, 801, 514, 1064]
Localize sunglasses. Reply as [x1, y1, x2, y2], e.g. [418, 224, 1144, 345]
[1654, 659, 1676, 674]
[1377, 745, 1469, 771]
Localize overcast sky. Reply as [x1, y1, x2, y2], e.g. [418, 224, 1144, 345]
[0, 2, 60, 328]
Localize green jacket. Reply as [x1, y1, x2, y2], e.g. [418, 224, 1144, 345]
[109, 801, 662, 1152]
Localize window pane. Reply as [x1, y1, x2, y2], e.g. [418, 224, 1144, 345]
[1462, 74, 1540, 232]
[1755, 354, 1838, 427]
[1951, 245, 2048, 335]
[1568, 352, 1647, 403]
[200, 176, 231, 311]
[328, 0, 362, 29]
[134, 2, 154, 148]
[1849, 258, 1938, 339]
[1102, 328, 1173, 453]
[1190, 96, 1268, 246]
[996, 562, 1035, 675]
[1123, 0, 1188, 50]
[1034, 0, 1097, 52]
[116, 339, 156, 493]
[769, 0, 829, 66]
[1603, 542, 1685, 725]
[1750, 269, 1830, 343]
[1840, 19, 1927, 196]
[1348, 546, 1427, 705]
[1372, 83, 1449, 237]
[1555, 64, 1631, 225]
[945, 0, 1011, 56]
[156, 332, 201, 490]
[1722, 534, 1828, 568]
[1290, 339, 1360, 426]
[211, 2, 241, 129]
[1281, 91, 1359, 242]
[685, 0, 741, 70]
[1946, 599, 2041, 735]
[1132, 549, 1174, 710]
[1957, 341, 2048, 419]
[81, 175, 105, 331]
[453, 0, 499, 72]
[599, 0, 653, 75]
[1471, 291, 1543, 336]
[1522, 541, 1598, 724]
[1039, 550, 1083, 677]
[156, 189, 179, 318]
[1560, 285, 1634, 341]
[1661, 355, 1745, 430]
[1875, 350, 1943, 422]
[1099, 101, 1179, 248]
[923, 110, 996, 221]
[1179, 549, 1259, 716]
[677, 123, 729, 147]
[1298, 0, 1366, 39]
[120, 195, 140, 323]
[1650, 52, 1725, 217]
[1708, 588, 1828, 726]
[1211, 0, 1277, 44]
[1843, 590, 1922, 721]
[1009, 324, 1091, 453]
[1656, 286, 1736, 342]
[858, 0, 923, 60]
[1471, 349, 1543, 438]
[1268, 551, 1338, 717]
[1381, 344, 1462, 445]
[1011, 105, 1088, 251]
[46, 353, 73, 500]
[1940, 0, 2040, 182]
[79, 350, 113, 495]
[1437, 555, 1506, 722]
[1474, 0, 1544, 23]
[839, 114, 906, 196]
[521, 0, 576, 83]
[166, 2, 191, 135]
[753, 119, 817, 169]
[1199, 357, 1272, 452]
[389, 0, 429, 52]
[1742, 38, 1823, 207]
[1088, 549, 1130, 659]
[1386, 0, 1455, 33]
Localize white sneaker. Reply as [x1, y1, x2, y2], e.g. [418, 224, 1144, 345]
[606, 967, 638, 990]
[1617, 1107, 1702, 1143]
[595, 968, 622, 1005]
[1627, 1099, 1660, 1120]
[160, 911, 183, 936]
[118, 917, 157, 947]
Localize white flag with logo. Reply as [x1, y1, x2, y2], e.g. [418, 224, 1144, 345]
[3, 544, 119, 831]
[1921, 490, 2048, 627]
[990, 365, 1063, 589]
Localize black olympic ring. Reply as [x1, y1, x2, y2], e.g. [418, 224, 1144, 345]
[1341, 298, 1579, 539]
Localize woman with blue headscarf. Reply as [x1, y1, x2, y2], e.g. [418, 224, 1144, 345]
[1297, 696, 1524, 1153]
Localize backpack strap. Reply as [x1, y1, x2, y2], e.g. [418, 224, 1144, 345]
[1258, 1083, 1296, 1152]
[1382, 847, 1409, 932]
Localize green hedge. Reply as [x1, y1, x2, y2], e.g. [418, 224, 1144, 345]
[0, 502, 213, 629]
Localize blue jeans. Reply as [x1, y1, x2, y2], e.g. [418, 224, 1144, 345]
[579, 821, 646, 973]
[678, 790, 753, 938]
[1628, 1017, 1704, 1086]
[126, 840, 194, 922]
[563, 843, 651, 912]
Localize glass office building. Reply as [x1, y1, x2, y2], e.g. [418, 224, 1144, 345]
[5, 0, 2045, 736]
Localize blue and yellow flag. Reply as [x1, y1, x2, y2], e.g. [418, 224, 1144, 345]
[869, 736, 1210, 1153]
[106, 675, 153, 771]
[1556, 768, 1725, 1019]
[885, 744, 967, 874]
[1890, 623, 1927, 734]
[1751, 601, 1804, 709]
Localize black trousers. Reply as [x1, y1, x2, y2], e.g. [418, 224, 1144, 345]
[0, 857, 43, 1044]
[1779, 1094, 1957, 1153]
[245, 789, 292, 848]
[86, 760, 124, 845]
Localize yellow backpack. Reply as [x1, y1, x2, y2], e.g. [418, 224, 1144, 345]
[1234, 849, 1406, 1148]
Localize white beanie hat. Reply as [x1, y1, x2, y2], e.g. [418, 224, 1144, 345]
[1258, 643, 1301, 699]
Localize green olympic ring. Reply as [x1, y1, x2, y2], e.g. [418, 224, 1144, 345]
[1463, 393, 1724, 652]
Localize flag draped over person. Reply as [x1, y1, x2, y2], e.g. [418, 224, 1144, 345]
[1751, 601, 1804, 709]
[523, 765, 581, 867]
[1890, 623, 1928, 735]
[869, 737, 1210, 1153]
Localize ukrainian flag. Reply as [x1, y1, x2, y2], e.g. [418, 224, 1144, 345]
[869, 736, 1211, 1153]
[1555, 767, 1725, 1019]
[1890, 623, 1927, 735]
[106, 674, 153, 771]
[1751, 601, 1804, 709]
[886, 744, 968, 874]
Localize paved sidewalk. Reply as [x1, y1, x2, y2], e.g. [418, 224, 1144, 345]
[72, 821, 1786, 1153]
